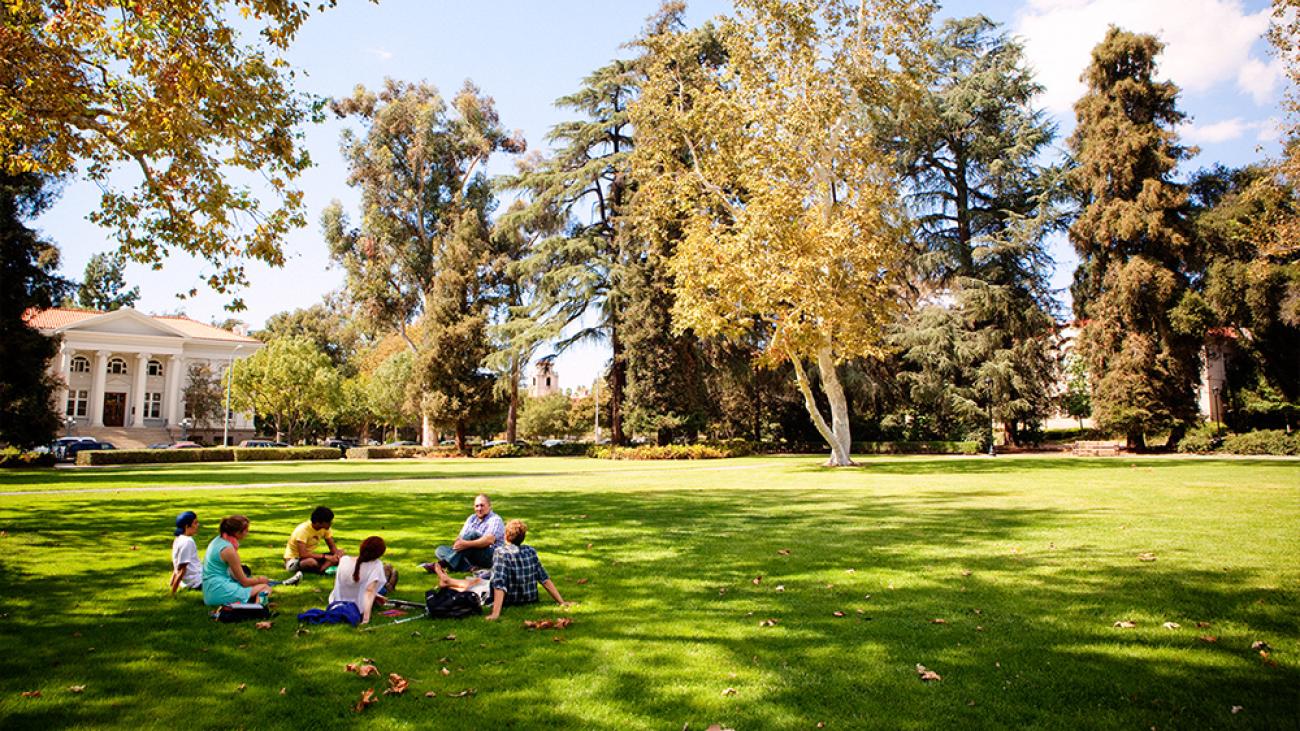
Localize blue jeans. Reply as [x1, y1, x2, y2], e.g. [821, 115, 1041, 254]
[435, 531, 494, 572]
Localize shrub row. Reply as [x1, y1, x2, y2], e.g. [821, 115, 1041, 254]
[588, 444, 728, 460]
[477, 444, 527, 458]
[0, 448, 56, 468]
[851, 440, 980, 455]
[78, 447, 342, 466]
[345, 445, 464, 460]
[1221, 430, 1300, 456]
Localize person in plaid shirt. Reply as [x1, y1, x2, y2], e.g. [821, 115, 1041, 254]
[430, 519, 568, 619]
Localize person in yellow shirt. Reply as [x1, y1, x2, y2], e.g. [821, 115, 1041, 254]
[283, 506, 342, 573]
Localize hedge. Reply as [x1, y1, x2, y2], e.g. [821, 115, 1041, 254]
[345, 445, 464, 460]
[0, 448, 56, 468]
[588, 444, 728, 460]
[1219, 430, 1300, 456]
[851, 441, 980, 455]
[477, 444, 526, 458]
[78, 447, 341, 466]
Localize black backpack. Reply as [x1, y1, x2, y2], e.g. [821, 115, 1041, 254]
[424, 588, 483, 619]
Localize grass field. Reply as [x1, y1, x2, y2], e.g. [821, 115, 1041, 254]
[0, 455, 1296, 729]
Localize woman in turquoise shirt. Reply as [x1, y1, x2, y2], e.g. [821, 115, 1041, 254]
[203, 515, 272, 606]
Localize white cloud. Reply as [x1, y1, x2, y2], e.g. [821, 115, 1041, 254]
[366, 47, 395, 62]
[1177, 117, 1283, 145]
[1014, 0, 1274, 113]
[1177, 118, 1249, 144]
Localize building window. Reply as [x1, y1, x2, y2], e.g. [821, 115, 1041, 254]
[108, 358, 128, 375]
[65, 390, 88, 417]
[145, 392, 162, 419]
[70, 356, 90, 373]
[147, 360, 163, 377]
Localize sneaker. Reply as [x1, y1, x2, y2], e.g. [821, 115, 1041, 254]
[281, 570, 303, 586]
[419, 562, 438, 573]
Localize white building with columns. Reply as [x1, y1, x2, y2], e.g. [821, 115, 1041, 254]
[26, 307, 262, 444]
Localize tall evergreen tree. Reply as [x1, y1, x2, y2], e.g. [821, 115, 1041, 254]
[498, 60, 638, 444]
[72, 252, 139, 311]
[323, 79, 523, 448]
[890, 16, 1061, 445]
[0, 169, 72, 448]
[1068, 28, 1200, 449]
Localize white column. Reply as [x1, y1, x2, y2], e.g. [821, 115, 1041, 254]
[89, 350, 109, 427]
[132, 352, 150, 427]
[168, 355, 186, 428]
[55, 346, 71, 417]
[162, 355, 180, 426]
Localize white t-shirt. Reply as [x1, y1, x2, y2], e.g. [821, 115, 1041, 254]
[330, 556, 387, 606]
[171, 535, 202, 589]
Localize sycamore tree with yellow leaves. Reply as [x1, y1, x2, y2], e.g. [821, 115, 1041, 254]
[0, 1, 355, 305]
[629, 0, 933, 466]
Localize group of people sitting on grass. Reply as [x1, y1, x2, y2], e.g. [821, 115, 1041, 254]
[169, 494, 567, 625]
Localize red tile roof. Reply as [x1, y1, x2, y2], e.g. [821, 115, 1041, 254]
[24, 308, 260, 343]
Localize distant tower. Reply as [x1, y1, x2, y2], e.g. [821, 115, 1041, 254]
[529, 356, 559, 398]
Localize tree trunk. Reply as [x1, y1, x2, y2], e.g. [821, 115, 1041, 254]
[610, 326, 627, 445]
[1127, 430, 1146, 451]
[455, 420, 467, 454]
[791, 347, 854, 467]
[421, 410, 434, 447]
[505, 355, 520, 444]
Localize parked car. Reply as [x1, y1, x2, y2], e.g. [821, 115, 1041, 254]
[386, 440, 419, 447]
[168, 441, 202, 449]
[482, 439, 508, 448]
[51, 437, 97, 461]
[323, 438, 356, 450]
[65, 440, 115, 459]
[239, 439, 277, 448]
[146, 443, 172, 450]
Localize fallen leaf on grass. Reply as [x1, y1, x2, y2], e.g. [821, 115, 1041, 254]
[1251, 641, 1271, 652]
[1113, 621, 1137, 629]
[718, 588, 727, 596]
[1137, 553, 1156, 562]
[21, 690, 40, 698]
[353, 688, 377, 713]
[774, 585, 784, 592]
[279, 688, 286, 695]
[441, 667, 451, 676]
[777, 548, 791, 556]
[1231, 706, 1243, 714]
[355, 665, 379, 678]
[705, 725, 736, 731]
[424, 691, 437, 698]
[384, 673, 409, 695]
[930, 618, 947, 624]
[1196, 621, 1212, 628]
[1162, 622, 1180, 630]
[961, 569, 972, 577]
[1199, 635, 1218, 643]
[236, 684, 246, 692]
[442, 633, 457, 641]
[68, 685, 85, 694]
[255, 621, 272, 630]
[976, 625, 985, 631]
[758, 618, 779, 627]
[585, 543, 593, 550]
[845, 568, 855, 574]
[579, 514, 589, 519]
[915, 664, 942, 682]
[129, 545, 138, 551]
[752, 576, 762, 586]
[523, 618, 573, 630]
[576, 578, 589, 585]
[721, 687, 737, 696]
[447, 688, 476, 698]
[832, 611, 845, 618]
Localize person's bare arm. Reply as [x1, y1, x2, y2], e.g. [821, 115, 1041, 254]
[485, 588, 506, 620]
[293, 540, 310, 558]
[325, 536, 342, 557]
[359, 580, 380, 624]
[453, 533, 495, 551]
[169, 566, 183, 596]
[221, 546, 266, 587]
[541, 579, 567, 606]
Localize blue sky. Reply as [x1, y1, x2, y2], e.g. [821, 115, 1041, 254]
[35, 0, 1286, 390]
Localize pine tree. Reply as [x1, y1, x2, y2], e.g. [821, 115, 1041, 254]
[1068, 28, 1200, 449]
[72, 252, 139, 311]
[891, 16, 1061, 445]
[0, 169, 72, 448]
[498, 60, 638, 444]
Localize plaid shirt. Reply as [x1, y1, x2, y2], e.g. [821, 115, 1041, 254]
[461, 511, 505, 548]
[490, 544, 549, 606]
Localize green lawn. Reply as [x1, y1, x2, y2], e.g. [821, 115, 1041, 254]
[0, 455, 1296, 729]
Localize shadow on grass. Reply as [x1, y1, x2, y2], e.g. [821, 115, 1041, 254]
[0, 487, 1295, 729]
